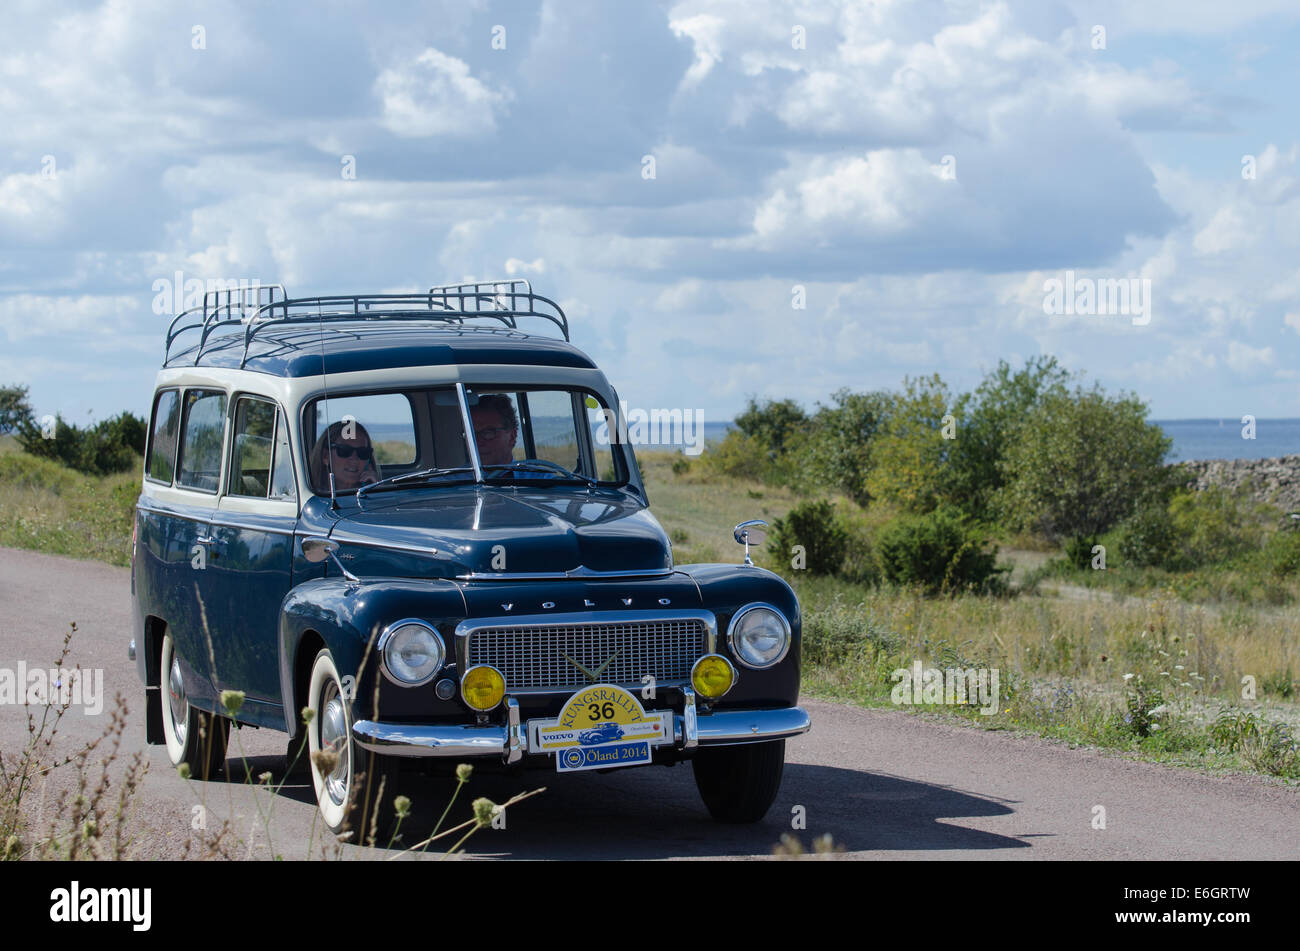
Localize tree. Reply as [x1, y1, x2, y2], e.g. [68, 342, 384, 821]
[997, 384, 1172, 545]
[945, 356, 1073, 522]
[863, 373, 954, 513]
[792, 388, 892, 507]
[733, 397, 807, 457]
[0, 383, 34, 434]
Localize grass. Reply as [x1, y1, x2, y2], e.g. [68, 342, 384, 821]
[0, 440, 137, 566]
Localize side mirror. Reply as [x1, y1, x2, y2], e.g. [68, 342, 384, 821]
[733, 519, 768, 566]
[301, 536, 338, 563]
[301, 535, 359, 582]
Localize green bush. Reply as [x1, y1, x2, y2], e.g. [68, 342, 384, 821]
[875, 507, 1005, 594]
[16, 411, 147, 477]
[1115, 501, 1180, 568]
[733, 397, 807, 457]
[997, 385, 1172, 542]
[1168, 487, 1266, 567]
[767, 499, 849, 575]
[1264, 528, 1300, 578]
[699, 430, 774, 482]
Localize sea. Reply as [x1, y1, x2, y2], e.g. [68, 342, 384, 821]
[643, 418, 1300, 462]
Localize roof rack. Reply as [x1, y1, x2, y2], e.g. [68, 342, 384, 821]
[165, 284, 287, 365]
[162, 279, 569, 368]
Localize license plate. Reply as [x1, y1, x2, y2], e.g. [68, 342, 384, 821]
[528, 683, 672, 772]
[556, 741, 652, 772]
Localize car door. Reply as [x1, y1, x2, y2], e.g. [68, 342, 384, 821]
[205, 395, 299, 727]
[143, 387, 227, 712]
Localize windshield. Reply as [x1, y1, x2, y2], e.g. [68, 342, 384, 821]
[303, 384, 627, 495]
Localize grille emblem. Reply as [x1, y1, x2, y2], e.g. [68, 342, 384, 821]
[562, 649, 621, 683]
[501, 603, 513, 611]
[659, 598, 670, 605]
[622, 598, 632, 606]
[542, 601, 556, 609]
[584, 599, 595, 607]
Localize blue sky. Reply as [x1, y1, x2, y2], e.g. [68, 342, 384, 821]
[2, 0, 1298, 427]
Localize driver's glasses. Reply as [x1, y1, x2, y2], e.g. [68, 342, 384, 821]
[475, 427, 507, 441]
[332, 444, 374, 461]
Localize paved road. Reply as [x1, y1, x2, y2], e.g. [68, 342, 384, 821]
[2, 546, 1296, 860]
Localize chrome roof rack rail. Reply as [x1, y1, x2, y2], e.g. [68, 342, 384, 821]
[164, 283, 288, 365]
[164, 279, 569, 369]
[234, 279, 567, 367]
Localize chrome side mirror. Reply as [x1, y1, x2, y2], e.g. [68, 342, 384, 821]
[733, 519, 767, 567]
[301, 535, 359, 582]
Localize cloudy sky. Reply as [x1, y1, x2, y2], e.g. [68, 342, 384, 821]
[2, 0, 1298, 426]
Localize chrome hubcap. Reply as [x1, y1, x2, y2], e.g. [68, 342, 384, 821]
[320, 683, 349, 806]
[168, 656, 188, 745]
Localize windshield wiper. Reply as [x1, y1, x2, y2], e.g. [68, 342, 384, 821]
[482, 460, 596, 486]
[356, 466, 476, 500]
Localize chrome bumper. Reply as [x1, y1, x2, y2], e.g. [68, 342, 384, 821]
[351, 693, 811, 763]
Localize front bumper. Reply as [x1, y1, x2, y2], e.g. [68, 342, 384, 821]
[351, 689, 811, 763]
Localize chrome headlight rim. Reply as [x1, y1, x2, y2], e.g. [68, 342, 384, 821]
[726, 602, 792, 670]
[378, 618, 446, 687]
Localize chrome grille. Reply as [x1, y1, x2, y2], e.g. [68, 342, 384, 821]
[466, 617, 708, 691]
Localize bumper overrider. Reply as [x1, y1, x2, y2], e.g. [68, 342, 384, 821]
[352, 688, 811, 763]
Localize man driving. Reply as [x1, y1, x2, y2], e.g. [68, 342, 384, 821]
[471, 394, 519, 467]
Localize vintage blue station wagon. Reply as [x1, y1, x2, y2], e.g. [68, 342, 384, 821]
[131, 280, 810, 835]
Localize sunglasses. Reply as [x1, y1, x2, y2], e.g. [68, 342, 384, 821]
[332, 444, 374, 461]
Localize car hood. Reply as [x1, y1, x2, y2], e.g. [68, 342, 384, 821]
[325, 485, 672, 576]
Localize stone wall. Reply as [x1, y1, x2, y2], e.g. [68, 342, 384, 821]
[1177, 455, 1300, 515]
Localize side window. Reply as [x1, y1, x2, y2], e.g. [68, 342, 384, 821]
[269, 410, 297, 501]
[227, 398, 276, 498]
[177, 390, 227, 492]
[146, 389, 180, 484]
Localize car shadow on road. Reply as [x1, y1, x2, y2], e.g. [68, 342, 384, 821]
[210, 754, 1032, 858]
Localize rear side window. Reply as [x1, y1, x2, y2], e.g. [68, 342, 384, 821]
[146, 389, 180, 484]
[177, 390, 227, 492]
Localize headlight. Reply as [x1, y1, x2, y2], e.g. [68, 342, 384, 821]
[380, 620, 445, 686]
[692, 654, 737, 699]
[727, 604, 791, 669]
[461, 665, 506, 711]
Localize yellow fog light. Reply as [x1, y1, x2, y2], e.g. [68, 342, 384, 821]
[461, 665, 506, 711]
[691, 654, 737, 699]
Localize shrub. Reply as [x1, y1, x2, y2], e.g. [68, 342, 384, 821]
[1115, 501, 1180, 568]
[733, 397, 807, 457]
[997, 385, 1172, 542]
[1168, 487, 1266, 567]
[699, 430, 774, 482]
[875, 507, 1004, 594]
[16, 411, 147, 476]
[767, 499, 849, 576]
[1264, 528, 1300, 578]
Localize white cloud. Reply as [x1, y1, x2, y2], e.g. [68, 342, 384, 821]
[375, 48, 511, 138]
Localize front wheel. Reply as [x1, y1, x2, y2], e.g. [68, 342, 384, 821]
[159, 632, 228, 780]
[692, 739, 786, 823]
[306, 649, 392, 840]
